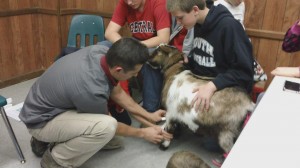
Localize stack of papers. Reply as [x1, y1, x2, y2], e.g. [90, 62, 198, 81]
[3, 98, 23, 121]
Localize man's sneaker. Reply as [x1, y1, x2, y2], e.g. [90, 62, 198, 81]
[102, 136, 123, 150]
[212, 153, 228, 168]
[31, 137, 49, 157]
[40, 148, 66, 168]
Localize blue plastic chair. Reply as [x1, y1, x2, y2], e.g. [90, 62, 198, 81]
[67, 14, 105, 48]
[0, 95, 25, 163]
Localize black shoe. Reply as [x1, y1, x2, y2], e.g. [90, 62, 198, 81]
[31, 137, 49, 157]
[41, 148, 66, 168]
[102, 136, 124, 150]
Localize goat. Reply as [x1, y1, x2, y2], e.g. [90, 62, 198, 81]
[167, 151, 210, 168]
[147, 45, 255, 154]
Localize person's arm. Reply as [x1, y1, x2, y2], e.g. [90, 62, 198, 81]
[182, 28, 194, 58]
[139, 0, 171, 48]
[110, 84, 165, 126]
[141, 28, 170, 48]
[191, 81, 217, 112]
[213, 22, 254, 93]
[271, 67, 300, 78]
[104, 0, 127, 43]
[282, 20, 300, 53]
[105, 21, 123, 43]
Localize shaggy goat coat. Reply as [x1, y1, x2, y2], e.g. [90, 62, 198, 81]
[148, 45, 255, 153]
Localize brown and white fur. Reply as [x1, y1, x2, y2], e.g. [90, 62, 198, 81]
[167, 151, 210, 168]
[148, 45, 255, 153]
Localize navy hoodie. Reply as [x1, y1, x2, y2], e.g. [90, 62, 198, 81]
[189, 4, 254, 93]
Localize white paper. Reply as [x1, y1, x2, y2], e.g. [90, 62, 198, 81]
[4, 102, 23, 121]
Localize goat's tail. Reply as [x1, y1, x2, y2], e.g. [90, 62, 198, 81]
[247, 102, 256, 113]
[242, 102, 256, 128]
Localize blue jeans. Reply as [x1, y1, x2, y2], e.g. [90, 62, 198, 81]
[141, 63, 163, 112]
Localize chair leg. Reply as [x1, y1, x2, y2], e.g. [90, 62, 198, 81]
[1, 107, 26, 163]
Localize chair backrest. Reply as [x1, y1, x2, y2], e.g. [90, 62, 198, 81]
[67, 14, 105, 48]
[0, 95, 7, 107]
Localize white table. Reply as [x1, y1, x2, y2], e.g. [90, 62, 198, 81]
[222, 76, 300, 168]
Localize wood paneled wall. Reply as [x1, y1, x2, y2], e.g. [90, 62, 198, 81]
[0, 0, 300, 89]
[0, 0, 60, 87]
[244, 0, 300, 87]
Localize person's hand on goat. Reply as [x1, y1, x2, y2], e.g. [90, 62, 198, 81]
[191, 81, 217, 112]
[140, 126, 172, 144]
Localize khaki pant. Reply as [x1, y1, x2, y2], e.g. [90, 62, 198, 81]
[29, 110, 117, 167]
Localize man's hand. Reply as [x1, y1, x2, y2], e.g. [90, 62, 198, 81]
[191, 81, 216, 112]
[141, 126, 173, 144]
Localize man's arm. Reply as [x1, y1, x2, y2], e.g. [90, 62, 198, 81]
[116, 122, 165, 144]
[110, 84, 164, 126]
[105, 21, 123, 43]
[140, 28, 170, 48]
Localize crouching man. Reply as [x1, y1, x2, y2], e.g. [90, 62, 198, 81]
[19, 38, 172, 168]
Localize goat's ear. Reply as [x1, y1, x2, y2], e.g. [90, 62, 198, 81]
[160, 45, 177, 53]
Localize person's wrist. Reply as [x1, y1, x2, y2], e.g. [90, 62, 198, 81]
[208, 81, 217, 92]
[138, 128, 145, 139]
[146, 112, 154, 122]
[298, 66, 300, 77]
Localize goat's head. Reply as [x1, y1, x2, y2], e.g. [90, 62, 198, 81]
[147, 44, 184, 72]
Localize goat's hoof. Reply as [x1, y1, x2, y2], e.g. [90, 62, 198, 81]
[159, 144, 169, 151]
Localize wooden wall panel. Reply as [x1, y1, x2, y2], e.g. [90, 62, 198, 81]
[38, 0, 58, 9]
[39, 14, 60, 67]
[3, 0, 32, 10]
[0, 0, 9, 10]
[0, 17, 15, 79]
[0, 15, 41, 79]
[0, 0, 59, 88]
[244, 0, 266, 29]
[244, 0, 300, 88]
[258, 0, 286, 86]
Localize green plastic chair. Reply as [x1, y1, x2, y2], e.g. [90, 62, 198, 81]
[0, 95, 25, 163]
[67, 14, 105, 48]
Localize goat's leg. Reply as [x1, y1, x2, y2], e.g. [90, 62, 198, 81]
[218, 129, 235, 153]
[159, 120, 178, 150]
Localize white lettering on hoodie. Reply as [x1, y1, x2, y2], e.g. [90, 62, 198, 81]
[193, 37, 216, 67]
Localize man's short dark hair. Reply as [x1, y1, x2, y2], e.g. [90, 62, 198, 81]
[106, 38, 149, 72]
